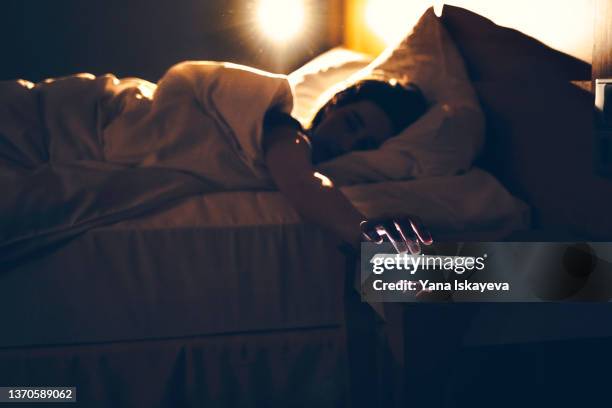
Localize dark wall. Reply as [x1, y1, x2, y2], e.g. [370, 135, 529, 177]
[0, 0, 342, 82]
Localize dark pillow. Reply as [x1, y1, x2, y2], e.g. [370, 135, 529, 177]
[440, 5, 591, 81]
[438, 5, 612, 239]
[472, 81, 612, 239]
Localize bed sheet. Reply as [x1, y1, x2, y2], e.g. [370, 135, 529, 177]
[0, 190, 345, 349]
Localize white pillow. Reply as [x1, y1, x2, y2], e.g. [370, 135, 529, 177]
[316, 8, 485, 184]
[288, 47, 372, 127]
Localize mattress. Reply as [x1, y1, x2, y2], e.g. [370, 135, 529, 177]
[0, 190, 346, 349]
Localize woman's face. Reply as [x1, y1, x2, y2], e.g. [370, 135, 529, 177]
[309, 100, 394, 164]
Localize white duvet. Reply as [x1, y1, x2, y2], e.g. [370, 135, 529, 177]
[103, 62, 293, 188]
[0, 62, 294, 264]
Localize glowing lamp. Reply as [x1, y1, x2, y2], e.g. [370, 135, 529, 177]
[257, 0, 306, 43]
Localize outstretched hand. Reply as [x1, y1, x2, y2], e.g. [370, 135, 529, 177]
[360, 216, 433, 255]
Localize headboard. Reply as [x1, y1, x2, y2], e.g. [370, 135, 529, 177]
[0, 0, 343, 82]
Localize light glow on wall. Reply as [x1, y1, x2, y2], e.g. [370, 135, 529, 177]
[365, 0, 434, 45]
[348, 0, 593, 63]
[346, 0, 440, 54]
[442, 0, 594, 63]
[257, 0, 306, 43]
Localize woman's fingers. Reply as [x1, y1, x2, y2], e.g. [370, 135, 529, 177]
[361, 220, 419, 254]
[360, 220, 384, 243]
[394, 219, 421, 254]
[360, 216, 433, 254]
[406, 215, 433, 246]
[378, 220, 413, 254]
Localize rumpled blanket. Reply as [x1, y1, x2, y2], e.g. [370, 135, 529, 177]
[0, 62, 293, 265]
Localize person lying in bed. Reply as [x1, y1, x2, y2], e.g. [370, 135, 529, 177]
[4, 61, 432, 255]
[104, 62, 432, 253]
[263, 80, 431, 253]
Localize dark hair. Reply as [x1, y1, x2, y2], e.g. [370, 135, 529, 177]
[310, 80, 428, 134]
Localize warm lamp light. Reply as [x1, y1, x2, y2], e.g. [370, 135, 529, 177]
[257, 0, 306, 44]
[365, 0, 438, 45]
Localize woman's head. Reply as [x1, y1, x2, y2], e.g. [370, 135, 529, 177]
[308, 80, 428, 164]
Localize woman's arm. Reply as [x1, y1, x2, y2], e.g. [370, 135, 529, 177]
[263, 123, 364, 248]
[262, 111, 433, 253]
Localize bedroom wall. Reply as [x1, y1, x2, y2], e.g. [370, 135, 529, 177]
[0, 0, 343, 81]
[344, 0, 594, 63]
[441, 0, 594, 63]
